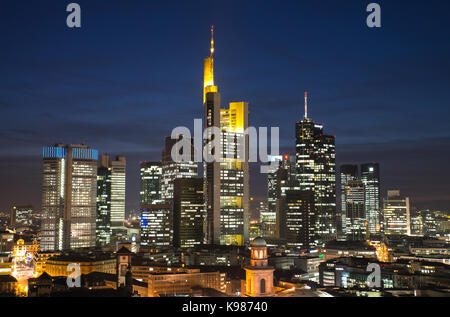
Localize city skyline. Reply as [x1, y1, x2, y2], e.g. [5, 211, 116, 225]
[2, 1, 450, 213]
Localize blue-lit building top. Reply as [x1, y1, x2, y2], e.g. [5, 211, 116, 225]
[43, 145, 98, 161]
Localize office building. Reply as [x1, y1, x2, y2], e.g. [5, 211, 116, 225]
[41, 144, 98, 251]
[295, 92, 336, 245]
[383, 190, 410, 236]
[173, 178, 204, 248]
[96, 155, 126, 246]
[339, 165, 358, 234]
[139, 161, 163, 205]
[140, 204, 172, 249]
[282, 190, 315, 249]
[203, 26, 249, 246]
[161, 135, 198, 204]
[344, 180, 366, 240]
[361, 163, 381, 234]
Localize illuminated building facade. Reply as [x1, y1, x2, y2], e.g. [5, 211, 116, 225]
[41, 144, 98, 251]
[266, 156, 283, 238]
[147, 270, 226, 297]
[295, 93, 336, 245]
[383, 190, 410, 236]
[203, 26, 249, 246]
[282, 190, 315, 249]
[344, 180, 366, 240]
[161, 135, 198, 204]
[96, 155, 127, 246]
[140, 161, 164, 205]
[244, 237, 274, 297]
[140, 204, 172, 249]
[361, 163, 381, 234]
[339, 165, 358, 234]
[173, 178, 204, 248]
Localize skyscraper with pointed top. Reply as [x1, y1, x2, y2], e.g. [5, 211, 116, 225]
[203, 26, 249, 246]
[295, 93, 336, 247]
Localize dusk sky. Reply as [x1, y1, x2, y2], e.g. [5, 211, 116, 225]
[1, 0, 449, 213]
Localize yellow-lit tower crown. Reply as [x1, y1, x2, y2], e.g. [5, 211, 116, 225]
[203, 25, 218, 103]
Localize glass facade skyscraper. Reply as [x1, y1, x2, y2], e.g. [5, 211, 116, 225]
[140, 161, 163, 206]
[41, 144, 98, 251]
[203, 27, 249, 246]
[295, 103, 336, 246]
[340, 165, 358, 234]
[96, 154, 126, 246]
[361, 163, 381, 234]
[173, 178, 204, 248]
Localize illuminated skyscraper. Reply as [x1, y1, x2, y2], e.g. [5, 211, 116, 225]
[266, 155, 298, 239]
[96, 154, 126, 246]
[283, 190, 315, 249]
[173, 178, 204, 248]
[203, 26, 250, 246]
[140, 204, 172, 249]
[295, 93, 336, 246]
[161, 135, 198, 204]
[344, 180, 366, 240]
[361, 163, 381, 234]
[140, 161, 163, 205]
[266, 155, 283, 238]
[383, 190, 410, 236]
[339, 165, 358, 234]
[41, 144, 98, 251]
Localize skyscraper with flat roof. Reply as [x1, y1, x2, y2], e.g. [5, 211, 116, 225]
[41, 144, 98, 251]
[140, 161, 163, 206]
[383, 190, 410, 236]
[340, 165, 358, 234]
[361, 163, 381, 234]
[96, 154, 126, 246]
[161, 135, 198, 204]
[173, 178, 204, 248]
[345, 180, 366, 240]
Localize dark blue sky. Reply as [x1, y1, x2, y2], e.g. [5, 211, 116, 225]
[1, 0, 450, 213]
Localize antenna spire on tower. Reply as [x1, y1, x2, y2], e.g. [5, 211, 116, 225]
[210, 25, 215, 57]
[304, 91, 308, 119]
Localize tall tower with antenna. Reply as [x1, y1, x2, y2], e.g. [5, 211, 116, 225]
[203, 26, 249, 246]
[295, 92, 336, 247]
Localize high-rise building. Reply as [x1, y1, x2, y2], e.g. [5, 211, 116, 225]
[339, 165, 358, 234]
[96, 154, 126, 246]
[344, 180, 366, 240]
[140, 204, 172, 249]
[266, 155, 283, 238]
[267, 155, 299, 240]
[295, 93, 336, 245]
[97, 163, 111, 246]
[383, 190, 410, 236]
[41, 144, 98, 251]
[161, 135, 198, 204]
[361, 163, 381, 234]
[282, 190, 315, 249]
[203, 26, 249, 246]
[173, 178, 204, 248]
[140, 161, 163, 206]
